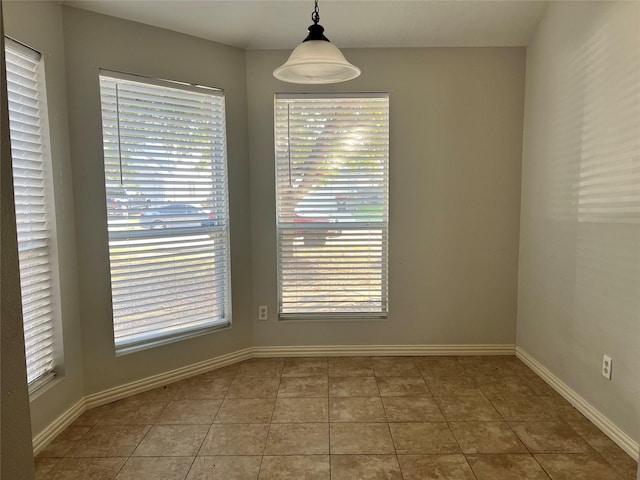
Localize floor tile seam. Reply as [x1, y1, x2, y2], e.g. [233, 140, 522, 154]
[559, 418, 614, 454]
[503, 418, 533, 454]
[213, 421, 315, 424]
[195, 453, 266, 457]
[381, 419, 404, 478]
[80, 423, 151, 460]
[45, 424, 95, 458]
[281, 370, 330, 377]
[530, 452, 586, 480]
[506, 416, 591, 438]
[568, 450, 635, 480]
[131, 424, 210, 459]
[507, 426, 599, 456]
[442, 419, 465, 455]
[129, 453, 200, 458]
[261, 452, 331, 457]
[193, 418, 216, 458]
[600, 451, 639, 476]
[458, 453, 481, 480]
[429, 396, 446, 423]
[328, 406, 333, 478]
[255, 435, 267, 477]
[224, 363, 269, 478]
[263, 371, 284, 455]
[373, 372, 383, 396]
[446, 420, 520, 456]
[108, 454, 128, 480]
[277, 394, 331, 399]
[151, 399, 183, 426]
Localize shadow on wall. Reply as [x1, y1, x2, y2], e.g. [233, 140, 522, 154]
[544, 3, 640, 444]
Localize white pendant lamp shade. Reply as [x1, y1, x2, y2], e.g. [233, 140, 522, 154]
[274, 40, 360, 84]
[273, 0, 360, 84]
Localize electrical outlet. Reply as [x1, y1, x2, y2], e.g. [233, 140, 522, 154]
[602, 355, 612, 380]
[258, 305, 268, 321]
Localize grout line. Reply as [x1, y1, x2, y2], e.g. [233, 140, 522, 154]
[461, 453, 480, 480]
[257, 362, 283, 477]
[531, 454, 555, 480]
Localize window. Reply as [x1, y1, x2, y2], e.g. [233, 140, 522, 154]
[99, 71, 231, 353]
[6, 37, 60, 388]
[275, 93, 389, 318]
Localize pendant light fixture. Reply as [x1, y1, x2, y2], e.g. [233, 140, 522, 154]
[273, 0, 360, 84]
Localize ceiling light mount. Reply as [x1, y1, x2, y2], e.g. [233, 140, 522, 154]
[273, 0, 361, 84]
[305, 0, 328, 42]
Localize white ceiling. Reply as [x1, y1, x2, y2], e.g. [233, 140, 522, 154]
[63, 0, 549, 49]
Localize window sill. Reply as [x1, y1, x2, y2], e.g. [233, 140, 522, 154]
[115, 321, 231, 356]
[29, 372, 59, 401]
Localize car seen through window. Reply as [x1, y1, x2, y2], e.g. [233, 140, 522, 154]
[138, 203, 218, 229]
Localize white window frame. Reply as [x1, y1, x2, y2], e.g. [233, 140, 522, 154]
[6, 36, 62, 392]
[98, 70, 232, 355]
[274, 93, 390, 319]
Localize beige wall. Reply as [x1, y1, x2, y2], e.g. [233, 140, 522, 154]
[4, 0, 85, 441]
[517, 1, 640, 443]
[247, 48, 526, 347]
[61, 7, 253, 395]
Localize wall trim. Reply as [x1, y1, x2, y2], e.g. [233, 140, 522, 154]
[32, 343, 511, 454]
[252, 344, 516, 357]
[516, 346, 639, 460]
[84, 347, 253, 409]
[32, 398, 85, 455]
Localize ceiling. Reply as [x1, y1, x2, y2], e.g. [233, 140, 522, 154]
[63, 0, 549, 50]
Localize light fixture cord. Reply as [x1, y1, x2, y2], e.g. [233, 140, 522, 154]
[287, 103, 292, 187]
[115, 83, 124, 186]
[312, 0, 320, 25]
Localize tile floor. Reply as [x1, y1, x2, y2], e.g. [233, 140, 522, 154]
[35, 356, 638, 479]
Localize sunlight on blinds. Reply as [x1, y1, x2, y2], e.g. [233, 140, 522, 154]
[275, 94, 389, 317]
[6, 39, 58, 385]
[99, 71, 231, 352]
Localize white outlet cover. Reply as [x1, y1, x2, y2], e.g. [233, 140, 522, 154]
[602, 355, 612, 380]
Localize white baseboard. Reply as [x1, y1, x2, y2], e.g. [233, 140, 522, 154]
[32, 398, 86, 455]
[32, 343, 513, 455]
[516, 346, 639, 460]
[84, 347, 253, 409]
[252, 344, 516, 357]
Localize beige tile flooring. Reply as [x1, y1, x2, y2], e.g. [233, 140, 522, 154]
[35, 356, 638, 479]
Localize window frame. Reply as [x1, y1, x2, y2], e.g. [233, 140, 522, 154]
[274, 92, 390, 320]
[98, 70, 233, 355]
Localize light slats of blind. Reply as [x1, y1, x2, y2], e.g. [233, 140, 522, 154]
[6, 39, 57, 385]
[575, 16, 640, 223]
[99, 72, 231, 351]
[275, 94, 389, 317]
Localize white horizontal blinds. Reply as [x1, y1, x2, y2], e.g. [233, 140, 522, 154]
[275, 94, 389, 317]
[99, 71, 231, 351]
[6, 39, 57, 384]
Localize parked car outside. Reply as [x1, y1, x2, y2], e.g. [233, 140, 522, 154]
[139, 203, 217, 229]
[106, 197, 129, 216]
[293, 182, 384, 245]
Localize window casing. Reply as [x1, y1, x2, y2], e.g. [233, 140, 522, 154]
[99, 71, 231, 354]
[6, 37, 60, 388]
[275, 93, 389, 318]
